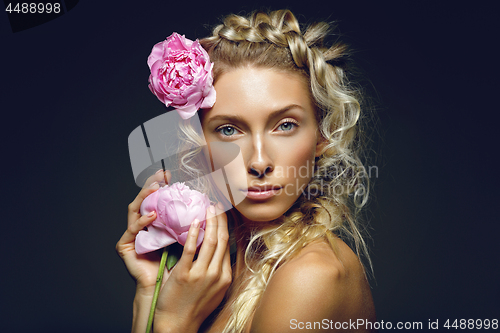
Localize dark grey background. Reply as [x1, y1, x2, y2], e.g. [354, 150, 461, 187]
[1, 1, 498, 332]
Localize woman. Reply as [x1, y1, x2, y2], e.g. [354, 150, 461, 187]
[117, 9, 376, 332]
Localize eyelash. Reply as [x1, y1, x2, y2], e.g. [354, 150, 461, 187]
[216, 125, 240, 137]
[215, 118, 299, 138]
[276, 118, 299, 132]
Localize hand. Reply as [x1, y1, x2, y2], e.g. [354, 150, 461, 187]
[153, 203, 232, 333]
[116, 169, 172, 294]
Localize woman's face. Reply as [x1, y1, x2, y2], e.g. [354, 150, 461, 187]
[201, 66, 325, 224]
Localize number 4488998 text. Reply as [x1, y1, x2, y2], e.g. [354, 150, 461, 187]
[5, 3, 61, 14]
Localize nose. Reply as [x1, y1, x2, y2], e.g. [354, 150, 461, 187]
[247, 134, 274, 178]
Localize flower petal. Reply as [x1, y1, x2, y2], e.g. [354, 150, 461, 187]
[175, 104, 199, 119]
[177, 228, 205, 247]
[135, 225, 177, 254]
[167, 33, 191, 51]
[200, 86, 216, 109]
[147, 42, 166, 69]
[164, 200, 191, 232]
[139, 189, 159, 216]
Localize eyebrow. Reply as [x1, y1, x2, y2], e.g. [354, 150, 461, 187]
[207, 104, 304, 124]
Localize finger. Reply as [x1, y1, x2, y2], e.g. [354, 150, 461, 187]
[177, 219, 201, 271]
[195, 206, 218, 268]
[127, 181, 159, 225]
[144, 168, 168, 189]
[163, 169, 172, 185]
[128, 169, 167, 216]
[117, 211, 157, 250]
[208, 204, 229, 270]
[221, 237, 232, 280]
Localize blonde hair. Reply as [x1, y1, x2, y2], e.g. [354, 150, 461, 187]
[178, 9, 372, 332]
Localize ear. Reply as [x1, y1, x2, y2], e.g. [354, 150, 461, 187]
[315, 135, 329, 157]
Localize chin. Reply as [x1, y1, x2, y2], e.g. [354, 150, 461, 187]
[234, 197, 295, 224]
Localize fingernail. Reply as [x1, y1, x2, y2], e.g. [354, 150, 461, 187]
[209, 205, 215, 214]
[155, 169, 164, 175]
[216, 202, 224, 210]
[192, 219, 200, 228]
[147, 211, 155, 217]
[149, 181, 159, 189]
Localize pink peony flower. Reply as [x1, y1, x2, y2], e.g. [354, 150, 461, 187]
[147, 33, 216, 119]
[135, 182, 210, 254]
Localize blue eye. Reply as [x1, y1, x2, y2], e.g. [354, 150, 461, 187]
[218, 126, 237, 136]
[277, 122, 295, 131]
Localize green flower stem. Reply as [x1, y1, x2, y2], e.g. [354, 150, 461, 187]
[146, 246, 169, 333]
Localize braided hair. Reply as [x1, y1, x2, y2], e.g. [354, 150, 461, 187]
[194, 10, 371, 332]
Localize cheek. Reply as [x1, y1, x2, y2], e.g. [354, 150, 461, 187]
[203, 141, 248, 206]
[276, 137, 317, 180]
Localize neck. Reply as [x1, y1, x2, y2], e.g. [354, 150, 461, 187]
[231, 211, 252, 278]
[229, 209, 264, 278]
[229, 209, 282, 277]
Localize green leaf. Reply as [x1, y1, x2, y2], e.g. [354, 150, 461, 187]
[166, 243, 183, 270]
[166, 251, 179, 270]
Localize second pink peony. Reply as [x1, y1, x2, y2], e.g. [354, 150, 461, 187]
[135, 182, 210, 254]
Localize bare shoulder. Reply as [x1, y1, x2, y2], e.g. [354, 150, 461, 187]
[249, 237, 376, 332]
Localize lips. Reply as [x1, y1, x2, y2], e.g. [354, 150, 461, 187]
[247, 185, 282, 192]
[241, 185, 282, 200]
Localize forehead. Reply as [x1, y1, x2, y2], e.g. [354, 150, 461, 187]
[205, 66, 314, 119]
